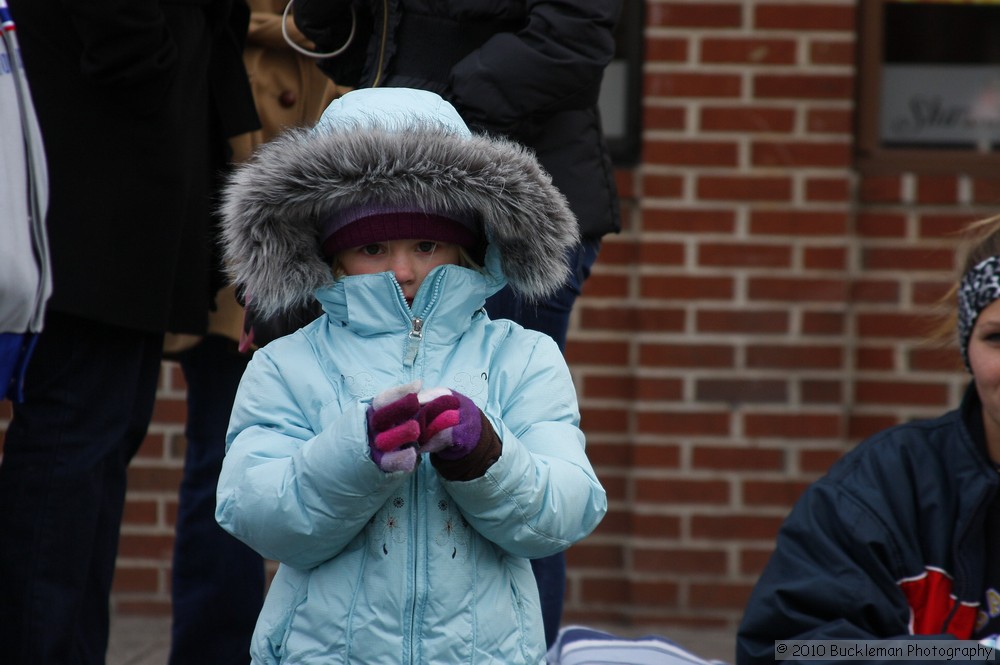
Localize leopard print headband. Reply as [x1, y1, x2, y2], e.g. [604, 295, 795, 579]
[958, 255, 1000, 371]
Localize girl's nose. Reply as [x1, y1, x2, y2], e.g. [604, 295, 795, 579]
[389, 252, 415, 284]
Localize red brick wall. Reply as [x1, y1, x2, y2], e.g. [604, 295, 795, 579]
[560, 0, 995, 634]
[5, 0, 1000, 636]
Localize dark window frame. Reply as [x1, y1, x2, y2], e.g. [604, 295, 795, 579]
[601, 1, 644, 167]
[856, 0, 1000, 175]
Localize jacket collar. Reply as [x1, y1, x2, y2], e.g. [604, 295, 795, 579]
[959, 382, 998, 474]
[314, 264, 500, 341]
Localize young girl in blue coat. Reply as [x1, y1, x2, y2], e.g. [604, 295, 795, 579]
[214, 87, 607, 664]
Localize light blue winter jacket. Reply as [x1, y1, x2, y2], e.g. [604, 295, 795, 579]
[216, 87, 606, 665]
[216, 264, 606, 664]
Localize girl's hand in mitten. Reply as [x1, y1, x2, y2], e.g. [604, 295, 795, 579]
[415, 388, 502, 480]
[415, 388, 480, 457]
[367, 380, 422, 472]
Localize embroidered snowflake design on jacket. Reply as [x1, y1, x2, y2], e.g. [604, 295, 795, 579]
[369, 496, 407, 556]
[435, 499, 470, 560]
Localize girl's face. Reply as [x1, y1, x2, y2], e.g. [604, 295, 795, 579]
[969, 298, 1000, 462]
[335, 239, 461, 305]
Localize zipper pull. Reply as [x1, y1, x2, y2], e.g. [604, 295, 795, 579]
[404, 318, 423, 366]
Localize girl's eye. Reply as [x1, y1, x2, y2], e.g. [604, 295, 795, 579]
[361, 244, 383, 256]
[416, 241, 437, 253]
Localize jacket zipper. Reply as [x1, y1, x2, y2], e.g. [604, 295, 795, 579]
[402, 272, 447, 660]
[407, 467, 421, 663]
[404, 317, 423, 367]
[401, 271, 445, 367]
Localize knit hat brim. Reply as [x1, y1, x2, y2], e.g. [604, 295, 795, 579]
[319, 206, 480, 258]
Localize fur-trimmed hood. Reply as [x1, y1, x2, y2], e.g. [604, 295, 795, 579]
[220, 88, 579, 319]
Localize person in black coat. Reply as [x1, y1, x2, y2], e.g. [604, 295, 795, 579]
[291, 0, 622, 647]
[0, 1, 258, 663]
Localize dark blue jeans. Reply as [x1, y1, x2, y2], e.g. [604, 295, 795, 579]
[0, 312, 164, 665]
[484, 237, 601, 648]
[169, 335, 264, 665]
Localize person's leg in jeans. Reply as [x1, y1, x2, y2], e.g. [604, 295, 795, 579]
[0, 311, 164, 665]
[169, 334, 264, 665]
[484, 237, 601, 647]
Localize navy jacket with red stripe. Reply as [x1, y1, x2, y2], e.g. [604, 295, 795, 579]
[737, 384, 999, 664]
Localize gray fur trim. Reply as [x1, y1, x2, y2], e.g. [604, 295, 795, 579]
[220, 122, 579, 318]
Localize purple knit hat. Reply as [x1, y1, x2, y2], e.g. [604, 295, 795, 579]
[319, 204, 481, 258]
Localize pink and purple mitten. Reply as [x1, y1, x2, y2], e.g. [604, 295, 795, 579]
[416, 389, 481, 457]
[367, 381, 422, 472]
[415, 389, 502, 480]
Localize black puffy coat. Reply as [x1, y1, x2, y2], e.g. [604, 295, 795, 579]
[294, 0, 621, 240]
[9, 0, 259, 334]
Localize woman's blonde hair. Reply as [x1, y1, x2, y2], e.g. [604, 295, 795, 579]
[927, 213, 1000, 348]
